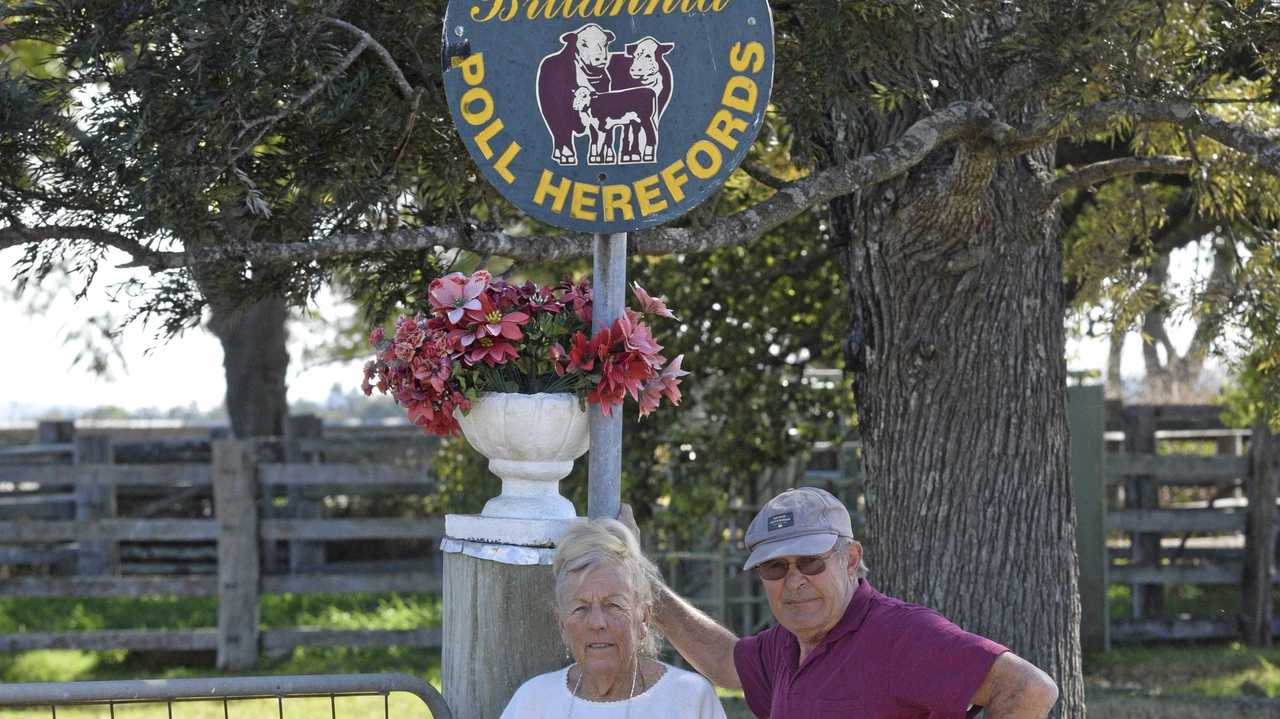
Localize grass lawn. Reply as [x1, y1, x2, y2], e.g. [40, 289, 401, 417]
[4, 593, 1280, 717]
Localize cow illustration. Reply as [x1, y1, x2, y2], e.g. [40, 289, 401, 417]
[536, 23, 615, 166]
[606, 37, 675, 125]
[573, 86, 658, 164]
[536, 27, 675, 166]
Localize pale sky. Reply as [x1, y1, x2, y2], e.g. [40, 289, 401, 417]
[0, 247, 363, 421]
[0, 242, 1220, 422]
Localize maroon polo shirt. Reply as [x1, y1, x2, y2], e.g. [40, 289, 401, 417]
[734, 579, 1008, 719]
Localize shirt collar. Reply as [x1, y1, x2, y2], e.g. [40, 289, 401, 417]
[819, 578, 876, 646]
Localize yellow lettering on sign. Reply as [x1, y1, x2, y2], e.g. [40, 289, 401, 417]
[494, 141, 521, 184]
[729, 41, 765, 74]
[459, 53, 486, 85]
[571, 181, 600, 220]
[721, 76, 757, 115]
[534, 170, 572, 213]
[686, 140, 721, 179]
[602, 184, 635, 221]
[460, 87, 495, 126]
[634, 174, 667, 216]
[705, 110, 748, 151]
[469, 0, 734, 21]
[474, 118, 505, 159]
[660, 160, 689, 203]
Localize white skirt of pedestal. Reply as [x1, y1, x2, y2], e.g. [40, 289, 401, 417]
[445, 514, 583, 548]
[454, 392, 590, 521]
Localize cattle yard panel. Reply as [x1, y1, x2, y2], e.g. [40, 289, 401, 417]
[0, 672, 453, 719]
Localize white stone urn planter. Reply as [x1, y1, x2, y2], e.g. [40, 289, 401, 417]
[447, 392, 589, 544]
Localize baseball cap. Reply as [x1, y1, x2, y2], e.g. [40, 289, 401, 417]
[743, 487, 853, 571]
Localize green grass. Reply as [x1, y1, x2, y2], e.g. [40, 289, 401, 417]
[0, 593, 442, 684]
[1086, 642, 1280, 698]
[1107, 583, 1244, 622]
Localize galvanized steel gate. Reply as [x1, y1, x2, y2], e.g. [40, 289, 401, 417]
[0, 673, 452, 719]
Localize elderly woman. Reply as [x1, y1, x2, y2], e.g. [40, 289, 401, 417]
[501, 518, 726, 719]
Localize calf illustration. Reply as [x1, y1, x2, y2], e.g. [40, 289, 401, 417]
[573, 86, 658, 164]
[536, 24, 615, 166]
[536, 26, 675, 166]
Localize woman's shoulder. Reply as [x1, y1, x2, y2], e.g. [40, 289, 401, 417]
[511, 666, 571, 699]
[655, 663, 717, 694]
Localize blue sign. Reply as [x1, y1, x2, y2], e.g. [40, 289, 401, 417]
[442, 0, 775, 234]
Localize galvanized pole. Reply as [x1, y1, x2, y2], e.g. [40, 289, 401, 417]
[588, 232, 627, 519]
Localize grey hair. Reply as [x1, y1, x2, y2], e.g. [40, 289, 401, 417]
[833, 537, 870, 580]
[553, 518, 661, 656]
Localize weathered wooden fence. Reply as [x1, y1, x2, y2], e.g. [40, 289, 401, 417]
[6, 396, 1274, 663]
[1092, 403, 1279, 645]
[0, 419, 443, 670]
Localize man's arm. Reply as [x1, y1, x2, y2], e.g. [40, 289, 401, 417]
[968, 652, 1059, 718]
[652, 581, 743, 689]
[616, 504, 743, 689]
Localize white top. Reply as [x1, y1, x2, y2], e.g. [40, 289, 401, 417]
[500, 662, 727, 719]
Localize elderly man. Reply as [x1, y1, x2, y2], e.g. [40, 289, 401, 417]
[636, 487, 1060, 718]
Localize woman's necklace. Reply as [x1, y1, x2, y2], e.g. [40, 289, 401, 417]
[566, 658, 641, 719]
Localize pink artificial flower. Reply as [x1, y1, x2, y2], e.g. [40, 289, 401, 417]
[465, 335, 520, 366]
[476, 294, 530, 341]
[429, 270, 490, 324]
[631, 282, 679, 320]
[550, 342, 568, 376]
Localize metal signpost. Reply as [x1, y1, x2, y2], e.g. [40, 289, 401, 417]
[439, 2, 773, 716]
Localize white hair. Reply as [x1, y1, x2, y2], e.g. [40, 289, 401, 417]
[833, 536, 870, 580]
[553, 518, 660, 656]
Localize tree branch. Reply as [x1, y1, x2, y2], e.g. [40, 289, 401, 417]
[738, 159, 789, 190]
[228, 35, 373, 169]
[1049, 155, 1193, 196]
[1009, 99, 1280, 179]
[322, 18, 415, 99]
[126, 101, 1000, 267]
[0, 225, 159, 265]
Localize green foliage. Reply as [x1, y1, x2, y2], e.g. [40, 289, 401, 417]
[1, 0, 490, 335]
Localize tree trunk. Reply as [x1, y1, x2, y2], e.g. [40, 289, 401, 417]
[832, 143, 1084, 715]
[207, 294, 291, 439]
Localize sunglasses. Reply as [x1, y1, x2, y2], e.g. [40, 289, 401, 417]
[754, 549, 837, 581]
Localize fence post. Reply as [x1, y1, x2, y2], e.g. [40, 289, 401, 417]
[213, 439, 260, 671]
[73, 435, 117, 577]
[36, 420, 75, 447]
[1122, 405, 1163, 618]
[1068, 385, 1109, 653]
[1243, 419, 1277, 646]
[285, 415, 325, 573]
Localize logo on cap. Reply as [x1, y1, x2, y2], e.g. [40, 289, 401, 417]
[767, 512, 793, 532]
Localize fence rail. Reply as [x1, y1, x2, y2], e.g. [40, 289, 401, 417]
[0, 419, 444, 668]
[1086, 401, 1280, 646]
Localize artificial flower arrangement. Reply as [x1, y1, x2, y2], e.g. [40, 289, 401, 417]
[362, 270, 688, 437]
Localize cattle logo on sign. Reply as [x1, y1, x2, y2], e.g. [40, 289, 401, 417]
[442, 0, 774, 234]
[536, 24, 674, 166]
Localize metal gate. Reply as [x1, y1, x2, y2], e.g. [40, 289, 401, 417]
[0, 673, 452, 719]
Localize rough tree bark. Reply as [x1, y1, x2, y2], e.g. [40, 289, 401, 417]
[206, 294, 290, 439]
[835, 148, 1083, 715]
[827, 25, 1084, 713]
[191, 246, 292, 439]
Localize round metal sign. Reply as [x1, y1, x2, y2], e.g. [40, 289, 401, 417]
[442, 0, 775, 234]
